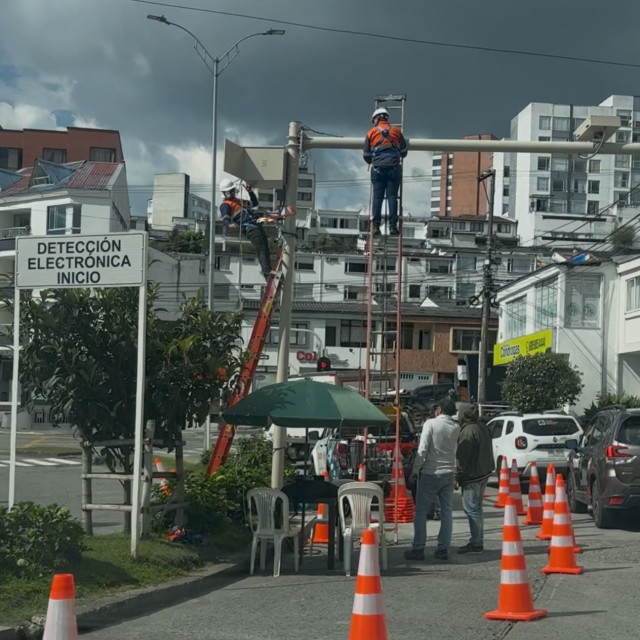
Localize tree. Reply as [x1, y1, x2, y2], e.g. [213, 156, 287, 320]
[500, 353, 583, 413]
[11, 286, 244, 470]
[167, 229, 206, 254]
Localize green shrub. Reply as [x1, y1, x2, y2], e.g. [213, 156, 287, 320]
[0, 503, 85, 578]
[581, 391, 640, 425]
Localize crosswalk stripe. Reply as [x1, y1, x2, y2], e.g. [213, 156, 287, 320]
[45, 458, 81, 465]
[20, 458, 59, 466]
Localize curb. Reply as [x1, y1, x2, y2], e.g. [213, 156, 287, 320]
[0, 551, 250, 640]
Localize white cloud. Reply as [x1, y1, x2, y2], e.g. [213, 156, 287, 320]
[0, 102, 60, 129]
[132, 53, 151, 77]
[73, 116, 101, 129]
[164, 144, 212, 187]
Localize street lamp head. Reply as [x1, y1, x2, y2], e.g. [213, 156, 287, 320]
[147, 14, 170, 24]
[265, 29, 286, 36]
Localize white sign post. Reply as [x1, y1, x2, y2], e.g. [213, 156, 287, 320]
[11, 232, 147, 557]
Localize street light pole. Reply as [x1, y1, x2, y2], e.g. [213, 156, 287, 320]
[147, 15, 285, 312]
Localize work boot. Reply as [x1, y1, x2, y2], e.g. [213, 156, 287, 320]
[372, 224, 381, 237]
[457, 543, 484, 554]
[389, 225, 399, 236]
[434, 548, 449, 561]
[403, 548, 425, 561]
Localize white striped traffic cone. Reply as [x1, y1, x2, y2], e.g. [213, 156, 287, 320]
[43, 574, 78, 640]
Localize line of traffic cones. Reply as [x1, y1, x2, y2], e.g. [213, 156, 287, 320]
[349, 528, 387, 640]
[383, 448, 414, 524]
[43, 574, 78, 640]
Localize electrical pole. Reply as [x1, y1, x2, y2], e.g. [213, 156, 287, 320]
[477, 169, 496, 405]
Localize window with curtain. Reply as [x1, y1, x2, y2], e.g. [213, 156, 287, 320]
[626, 277, 640, 312]
[565, 275, 601, 328]
[535, 278, 558, 330]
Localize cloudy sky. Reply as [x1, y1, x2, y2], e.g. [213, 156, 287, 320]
[2, 0, 640, 216]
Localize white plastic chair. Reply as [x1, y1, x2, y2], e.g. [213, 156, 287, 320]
[246, 488, 300, 577]
[338, 482, 388, 577]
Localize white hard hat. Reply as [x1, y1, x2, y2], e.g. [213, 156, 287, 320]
[371, 107, 389, 122]
[220, 179, 236, 194]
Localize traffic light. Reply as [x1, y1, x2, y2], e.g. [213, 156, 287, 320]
[317, 356, 332, 372]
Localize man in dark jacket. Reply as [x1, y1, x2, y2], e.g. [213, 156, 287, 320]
[455, 403, 495, 554]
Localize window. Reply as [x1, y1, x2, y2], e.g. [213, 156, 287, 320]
[401, 323, 414, 350]
[491, 420, 504, 439]
[344, 285, 366, 301]
[298, 178, 313, 188]
[552, 178, 566, 192]
[616, 130, 630, 144]
[451, 328, 497, 352]
[457, 256, 476, 271]
[538, 136, 550, 142]
[587, 200, 599, 214]
[470, 222, 484, 232]
[615, 192, 628, 205]
[550, 200, 567, 213]
[259, 192, 274, 203]
[503, 187, 510, 197]
[615, 172, 629, 189]
[615, 154, 631, 168]
[268, 322, 308, 347]
[588, 180, 600, 194]
[297, 192, 313, 201]
[537, 177, 548, 191]
[534, 197, 549, 212]
[0, 147, 22, 170]
[47, 204, 81, 235]
[375, 257, 395, 272]
[504, 167, 510, 177]
[213, 284, 231, 300]
[426, 285, 452, 301]
[345, 260, 367, 274]
[505, 296, 527, 339]
[626, 276, 640, 312]
[589, 159, 601, 173]
[453, 221, 466, 230]
[456, 282, 476, 298]
[418, 329, 432, 350]
[325, 325, 337, 347]
[214, 255, 231, 270]
[554, 117, 570, 131]
[507, 258, 532, 273]
[294, 283, 313, 299]
[505, 421, 515, 435]
[294, 258, 314, 271]
[426, 259, 451, 274]
[572, 159, 587, 172]
[340, 320, 367, 348]
[403, 226, 415, 238]
[565, 275, 601, 328]
[539, 115, 551, 130]
[408, 284, 421, 299]
[537, 157, 550, 171]
[572, 179, 586, 193]
[551, 157, 569, 171]
[43, 148, 67, 163]
[535, 277, 558, 330]
[617, 109, 632, 127]
[89, 147, 116, 162]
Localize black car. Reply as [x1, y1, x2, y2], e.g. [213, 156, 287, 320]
[566, 406, 640, 528]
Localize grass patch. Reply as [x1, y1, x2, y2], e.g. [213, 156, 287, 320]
[0, 524, 249, 627]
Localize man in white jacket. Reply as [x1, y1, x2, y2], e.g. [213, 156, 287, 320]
[404, 396, 460, 561]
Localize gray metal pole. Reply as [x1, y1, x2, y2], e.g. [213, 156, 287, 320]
[478, 170, 496, 404]
[271, 121, 301, 490]
[208, 58, 218, 312]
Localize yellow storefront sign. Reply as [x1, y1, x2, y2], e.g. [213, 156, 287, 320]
[493, 329, 553, 366]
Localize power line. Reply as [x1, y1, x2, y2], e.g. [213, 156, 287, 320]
[128, 0, 640, 70]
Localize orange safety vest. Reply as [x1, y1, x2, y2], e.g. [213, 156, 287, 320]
[367, 123, 403, 166]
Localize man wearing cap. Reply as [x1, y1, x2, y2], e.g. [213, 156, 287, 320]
[363, 108, 408, 236]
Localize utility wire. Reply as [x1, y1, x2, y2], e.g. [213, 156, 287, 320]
[128, 0, 640, 70]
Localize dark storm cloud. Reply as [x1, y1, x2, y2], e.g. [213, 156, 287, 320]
[2, 0, 640, 211]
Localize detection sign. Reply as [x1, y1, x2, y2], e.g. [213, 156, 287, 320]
[15, 233, 146, 289]
[493, 328, 553, 366]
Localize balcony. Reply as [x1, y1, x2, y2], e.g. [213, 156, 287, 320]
[0, 226, 30, 252]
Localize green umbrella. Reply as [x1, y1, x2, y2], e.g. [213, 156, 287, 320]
[222, 378, 391, 429]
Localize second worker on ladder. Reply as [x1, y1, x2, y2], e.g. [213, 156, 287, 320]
[220, 179, 274, 281]
[363, 107, 408, 237]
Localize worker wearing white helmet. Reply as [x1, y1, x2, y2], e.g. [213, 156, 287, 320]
[363, 107, 408, 237]
[219, 179, 273, 280]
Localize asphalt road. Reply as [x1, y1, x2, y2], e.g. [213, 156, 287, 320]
[78, 487, 640, 640]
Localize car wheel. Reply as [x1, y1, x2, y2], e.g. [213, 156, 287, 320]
[591, 479, 615, 528]
[567, 472, 588, 514]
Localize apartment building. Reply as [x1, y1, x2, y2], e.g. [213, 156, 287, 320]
[0, 126, 124, 171]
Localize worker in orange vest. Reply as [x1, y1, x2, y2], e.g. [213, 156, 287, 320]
[219, 179, 274, 280]
[363, 108, 407, 236]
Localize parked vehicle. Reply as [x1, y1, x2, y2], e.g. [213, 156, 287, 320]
[403, 383, 456, 424]
[311, 409, 418, 483]
[487, 411, 583, 480]
[566, 406, 640, 528]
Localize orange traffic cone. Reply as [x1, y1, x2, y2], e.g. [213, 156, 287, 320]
[358, 464, 366, 482]
[312, 471, 330, 545]
[522, 462, 543, 526]
[43, 574, 78, 640]
[494, 458, 510, 508]
[535, 464, 556, 540]
[384, 447, 414, 524]
[485, 498, 547, 622]
[508, 459, 525, 516]
[542, 475, 584, 575]
[349, 528, 387, 640]
[154, 457, 171, 497]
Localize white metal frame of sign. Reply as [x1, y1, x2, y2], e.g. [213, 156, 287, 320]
[10, 232, 148, 557]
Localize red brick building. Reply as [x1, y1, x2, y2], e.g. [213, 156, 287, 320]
[0, 126, 124, 171]
[435, 133, 497, 218]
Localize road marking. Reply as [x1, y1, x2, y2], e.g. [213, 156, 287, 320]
[20, 458, 59, 466]
[22, 435, 49, 449]
[44, 458, 81, 465]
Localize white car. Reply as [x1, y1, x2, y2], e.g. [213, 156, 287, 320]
[487, 412, 583, 479]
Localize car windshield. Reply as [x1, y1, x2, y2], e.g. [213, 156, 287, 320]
[617, 416, 640, 446]
[522, 417, 579, 436]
